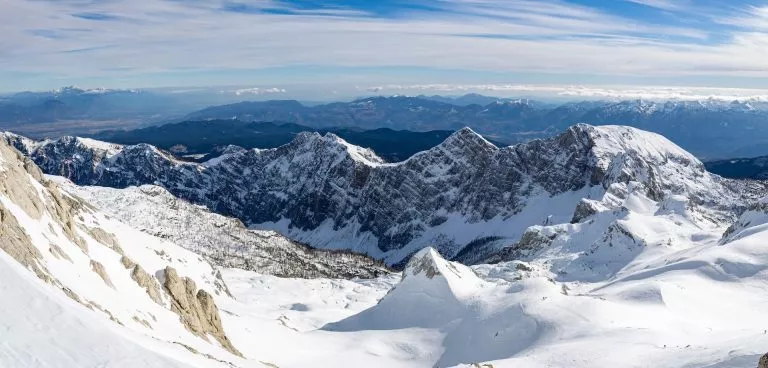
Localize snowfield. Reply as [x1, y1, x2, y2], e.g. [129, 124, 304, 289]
[1, 125, 768, 367]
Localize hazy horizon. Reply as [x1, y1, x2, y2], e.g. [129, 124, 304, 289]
[5, 0, 768, 100]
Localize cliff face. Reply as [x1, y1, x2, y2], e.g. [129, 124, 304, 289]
[7, 124, 765, 264]
[0, 137, 244, 362]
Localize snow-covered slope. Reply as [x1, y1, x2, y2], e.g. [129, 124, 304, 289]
[0, 137, 248, 366]
[7, 124, 766, 265]
[56, 181, 390, 279]
[3, 127, 768, 368]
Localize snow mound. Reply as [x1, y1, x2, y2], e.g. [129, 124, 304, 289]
[402, 247, 485, 296]
[324, 247, 486, 330]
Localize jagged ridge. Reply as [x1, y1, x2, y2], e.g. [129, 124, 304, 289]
[5, 124, 765, 265]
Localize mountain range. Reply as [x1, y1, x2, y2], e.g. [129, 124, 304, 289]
[705, 155, 768, 180]
[183, 96, 768, 160]
[0, 86, 175, 123]
[5, 124, 765, 266]
[2, 122, 768, 367]
[91, 121, 505, 163]
[5, 88, 768, 160]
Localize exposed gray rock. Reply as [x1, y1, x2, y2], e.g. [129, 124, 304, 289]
[120, 255, 136, 269]
[0, 140, 46, 219]
[162, 266, 242, 357]
[758, 353, 768, 368]
[0, 202, 50, 282]
[130, 264, 164, 305]
[571, 199, 604, 223]
[13, 125, 768, 265]
[90, 260, 115, 288]
[66, 183, 391, 279]
[49, 243, 72, 262]
[84, 227, 124, 255]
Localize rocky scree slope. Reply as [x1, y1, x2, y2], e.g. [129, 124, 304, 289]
[57, 181, 390, 279]
[5, 125, 765, 266]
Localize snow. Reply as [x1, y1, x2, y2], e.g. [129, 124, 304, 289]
[328, 134, 388, 167]
[590, 124, 700, 164]
[213, 223, 768, 368]
[0, 251, 198, 368]
[74, 137, 123, 158]
[3, 125, 768, 368]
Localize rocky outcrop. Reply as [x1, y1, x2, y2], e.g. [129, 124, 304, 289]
[120, 255, 136, 269]
[90, 260, 114, 288]
[42, 180, 87, 253]
[130, 264, 164, 305]
[721, 201, 768, 244]
[162, 267, 242, 357]
[0, 203, 49, 282]
[0, 140, 46, 219]
[571, 199, 605, 223]
[758, 353, 768, 368]
[84, 227, 123, 255]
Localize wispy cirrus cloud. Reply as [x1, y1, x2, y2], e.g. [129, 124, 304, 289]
[228, 87, 287, 96]
[364, 84, 768, 101]
[625, 0, 688, 11]
[2, 0, 768, 93]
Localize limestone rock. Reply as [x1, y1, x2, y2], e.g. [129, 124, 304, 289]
[571, 199, 604, 223]
[0, 141, 45, 219]
[84, 227, 124, 255]
[130, 264, 164, 305]
[0, 203, 49, 281]
[162, 266, 242, 357]
[120, 255, 136, 269]
[42, 181, 87, 253]
[758, 353, 768, 368]
[90, 260, 115, 288]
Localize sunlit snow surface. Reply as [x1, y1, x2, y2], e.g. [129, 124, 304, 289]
[2, 125, 768, 368]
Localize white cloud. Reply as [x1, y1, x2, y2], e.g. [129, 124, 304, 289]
[229, 87, 287, 96]
[625, 0, 688, 11]
[364, 84, 768, 101]
[1, 0, 768, 90]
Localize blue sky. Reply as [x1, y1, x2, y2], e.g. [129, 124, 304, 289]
[3, 0, 768, 99]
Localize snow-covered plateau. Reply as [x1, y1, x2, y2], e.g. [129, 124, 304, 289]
[1, 125, 768, 367]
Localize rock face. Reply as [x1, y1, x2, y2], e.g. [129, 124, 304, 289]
[130, 263, 164, 305]
[0, 202, 48, 281]
[162, 267, 242, 357]
[8, 125, 766, 265]
[90, 260, 114, 288]
[758, 353, 768, 368]
[0, 136, 246, 362]
[721, 201, 768, 244]
[62, 183, 391, 279]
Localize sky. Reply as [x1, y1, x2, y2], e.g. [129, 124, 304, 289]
[4, 0, 768, 99]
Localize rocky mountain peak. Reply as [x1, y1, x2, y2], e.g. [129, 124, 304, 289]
[402, 247, 483, 290]
[430, 126, 498, 158]
[9, 124, 766, 266]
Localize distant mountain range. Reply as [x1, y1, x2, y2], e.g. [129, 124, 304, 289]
[183, 96, 768, 160]
[6, 88, 768, 160]
[705, 156, 768, 180]
[91, 121, 509, 162]
[0, 86, 178, 123]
